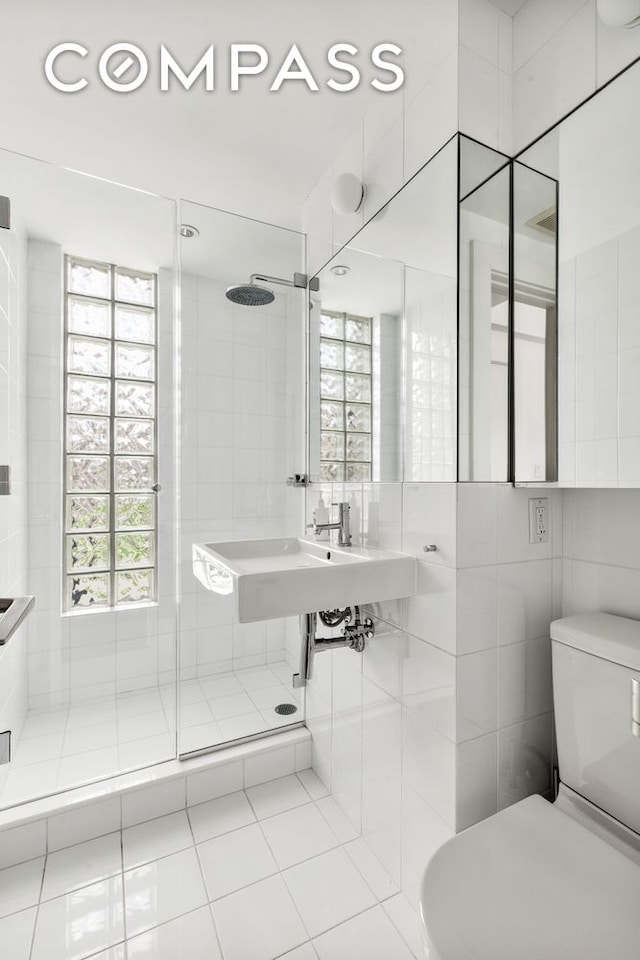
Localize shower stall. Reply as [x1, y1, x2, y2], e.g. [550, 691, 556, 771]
[0, 148, 307, 812]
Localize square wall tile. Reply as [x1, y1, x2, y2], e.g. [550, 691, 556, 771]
[498, 713, 553, 810]
[122, 778, 185, 828]
[402, 709, 456, 828]
[498, 636, 553, 728]
[456, 566, 498, 654]
[244, 744, 296, 787]
[402, 635, 456, 742]
[0, 819, 47, 869]
[457, 484, 498, 567]
[497, 559, 553, 646]
[456, 733, 498, 831]
[457, 648, 498, 742]
[402, 482, 457, 567]
[403, 562, 457, 653]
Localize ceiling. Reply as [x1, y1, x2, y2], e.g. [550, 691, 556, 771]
[487, 0, 528, 15]
[0, 0, 443, 232]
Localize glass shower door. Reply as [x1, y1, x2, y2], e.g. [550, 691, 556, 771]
[0, 146, 179, 809]
[177, 199, 307, 754]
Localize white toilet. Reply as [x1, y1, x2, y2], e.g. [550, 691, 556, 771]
[420, 612, 640, 959]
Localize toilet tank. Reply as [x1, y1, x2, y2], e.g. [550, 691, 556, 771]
[551, 613, 640, 835]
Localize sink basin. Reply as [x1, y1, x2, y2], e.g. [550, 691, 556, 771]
[192, 537, 416, 623]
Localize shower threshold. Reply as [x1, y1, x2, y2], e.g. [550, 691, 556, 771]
[0, 726, 311, 835]
[0, 660, 303, 810]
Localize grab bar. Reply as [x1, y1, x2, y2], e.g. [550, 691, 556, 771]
[0, 596, 35, 645]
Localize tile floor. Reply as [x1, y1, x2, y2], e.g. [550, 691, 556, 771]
[0, 663, 303, 808]
[0, 772, 423, 959]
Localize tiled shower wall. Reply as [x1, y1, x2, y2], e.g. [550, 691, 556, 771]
[307, 480, 560, 912]
[179, 275, 304, 682]
[25, 241, 177, 709]
[0, 218, 28, 794]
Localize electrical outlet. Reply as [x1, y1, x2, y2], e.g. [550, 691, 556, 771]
[529, 497, 549, 543]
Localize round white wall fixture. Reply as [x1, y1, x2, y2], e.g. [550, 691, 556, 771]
[597, 0, 640, 27]
[331, 172, 365, 216]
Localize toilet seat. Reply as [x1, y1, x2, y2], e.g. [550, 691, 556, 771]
[420, 794, 640, 960]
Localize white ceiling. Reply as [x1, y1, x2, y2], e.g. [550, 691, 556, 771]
[487, 0, 528, 15]
[0, 0, 439, 231]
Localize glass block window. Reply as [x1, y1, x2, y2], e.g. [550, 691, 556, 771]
[64, 256, 157, 610]
[319, 311, 372, 482]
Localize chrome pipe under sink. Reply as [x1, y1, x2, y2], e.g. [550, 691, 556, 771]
[0, 596, 35, 645]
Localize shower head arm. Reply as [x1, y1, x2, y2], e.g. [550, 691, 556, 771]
[250, 272, 309, 290]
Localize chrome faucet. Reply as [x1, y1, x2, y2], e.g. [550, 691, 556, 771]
[309, 501, 352, 547]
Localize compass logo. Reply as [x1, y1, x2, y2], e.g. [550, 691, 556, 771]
[44, 42, 404, 94]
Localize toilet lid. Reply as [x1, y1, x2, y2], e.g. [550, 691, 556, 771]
[421, 795, 640, 960]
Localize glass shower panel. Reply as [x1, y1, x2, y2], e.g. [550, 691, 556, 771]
[178, 200, 306, 755]
[0, 146, 178, 810]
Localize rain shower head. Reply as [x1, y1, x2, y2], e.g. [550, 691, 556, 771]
[225, 282, 275, 306]
[224, 271, 317, 307]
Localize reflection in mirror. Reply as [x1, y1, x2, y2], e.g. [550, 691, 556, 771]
[310, 252, 402, 482]
[459, 146, 510, 481]
[311, 138, 458, 483]
[519, 60, 640, 486]
[513, 163, 557, 482]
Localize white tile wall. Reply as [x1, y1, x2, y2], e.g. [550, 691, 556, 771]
[562, 488, 640, 619]
[308, 479, 559, 915]
[179, 274, 304, 709]
[454, 483, 559, 830]
[25, 244, 178, 708]
[0, 218, 29, 799]
[559, 225, 640, 485]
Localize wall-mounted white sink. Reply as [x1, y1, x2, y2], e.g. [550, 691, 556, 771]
[192, 537, 416, 623]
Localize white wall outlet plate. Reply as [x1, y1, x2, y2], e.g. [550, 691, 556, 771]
[529, 497, 549, 543]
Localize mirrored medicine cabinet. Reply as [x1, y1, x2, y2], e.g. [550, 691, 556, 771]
[308, 132, 559, 485]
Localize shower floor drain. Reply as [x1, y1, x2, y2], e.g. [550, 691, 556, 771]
[274, 703, 298, 716]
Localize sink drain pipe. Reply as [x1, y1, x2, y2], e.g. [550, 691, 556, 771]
[293, 605, 374, 688]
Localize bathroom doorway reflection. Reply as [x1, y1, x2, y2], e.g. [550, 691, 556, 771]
[177, 201, 307, 754]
